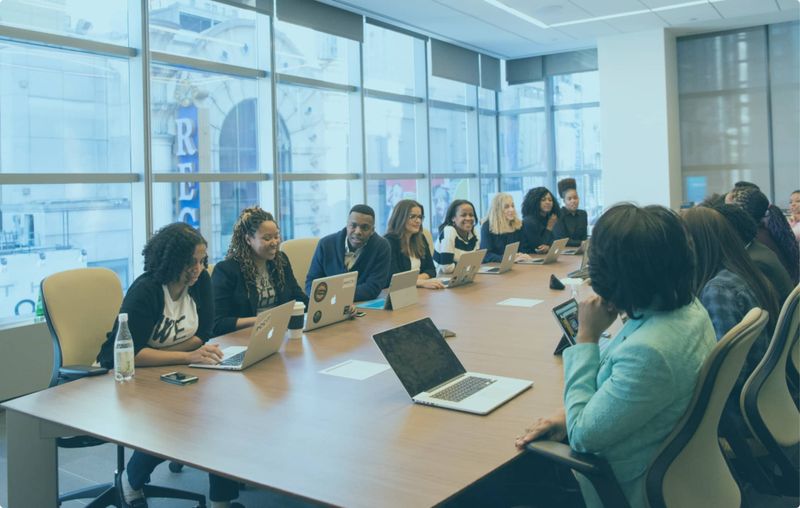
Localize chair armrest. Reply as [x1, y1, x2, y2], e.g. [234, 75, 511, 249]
[526, 440, 631, 508]
[59, 364, 108, 381]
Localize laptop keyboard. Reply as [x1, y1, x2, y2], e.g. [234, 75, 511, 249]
[220, 350, 245, 366]
[431, 376, 495, 402]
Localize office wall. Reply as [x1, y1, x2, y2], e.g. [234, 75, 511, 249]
[598, 29, 682, 210]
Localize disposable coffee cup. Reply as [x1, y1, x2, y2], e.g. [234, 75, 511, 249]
[287, 301, 305, 339]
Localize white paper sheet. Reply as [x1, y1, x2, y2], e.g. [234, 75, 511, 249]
[560, 277, 585, 285]
[497, 298, 543, 308]
[319, 359, 390, 380]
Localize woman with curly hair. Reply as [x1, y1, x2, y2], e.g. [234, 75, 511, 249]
[727, 185, 799, 284]
[385, 199, 444, 289]
[212, 206, 308, 336]
[96, 223, 242, 507]
[520, 186, 560, 254]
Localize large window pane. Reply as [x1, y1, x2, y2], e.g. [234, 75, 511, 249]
[367, 178, 426, 234]
[152, 181, 274, 263]
[149, 0, 265, 70]
[479, 177, 499, 219]
[0, 0, 129, 45]
[479, 112, 498, 175]
[151, 65, 266, 174]
[0, 184, 132, 324]
[430, 177, 479, 229]
[365, 97, 423, 173]
[429, 76, 475, 106]
[499, 82, 545, 110]
[429, 107, 470, 173]
[277, 84, 361, 173]
[499, 113, 546, 173]
[554, 107, 601, 173]
[0, 43, 131, 173]
[553, 71, 599, 105]
[280, 180, 362, 239]
[501, 176, 547, 208]
[363, 24, 424, 96]
[274, 21, 359, 86]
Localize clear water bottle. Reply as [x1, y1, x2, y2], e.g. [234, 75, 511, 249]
[114, 313, 135, 382]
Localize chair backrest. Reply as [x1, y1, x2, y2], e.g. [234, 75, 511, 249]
[741, 284, 800, 449]
[280, 237, 319, 290]
[207, 263, 215, 277]
[646, 307, 768, 508]
[422, 228, 434, 256]
[41, 268, 123, 369]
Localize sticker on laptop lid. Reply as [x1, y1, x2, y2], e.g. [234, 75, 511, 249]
[342, 276, 356, 289]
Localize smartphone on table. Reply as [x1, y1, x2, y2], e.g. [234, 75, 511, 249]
[160, 371, 199, 385]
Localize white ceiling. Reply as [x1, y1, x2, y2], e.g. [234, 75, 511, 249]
[329, 0, 800, 58]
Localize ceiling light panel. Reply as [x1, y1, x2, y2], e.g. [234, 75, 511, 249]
[501, 0, 593, 25]
[653, 2, 723, 24]
[568, 0, 650, 17]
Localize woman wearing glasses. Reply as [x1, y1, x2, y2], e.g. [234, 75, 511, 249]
[385, 199, 444, 289]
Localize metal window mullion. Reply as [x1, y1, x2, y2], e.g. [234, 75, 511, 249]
[280, 173, 360, 181]
[552, 101, 599, 111]
[429, 99, 474, 112]
[364, 88, 424, 104]
[359, 33, 368, 205]
[151, 51, 267, 79]
[544, 75, 557, 193]
[270, 14, 281, 234]
[430, 173, 478, 179]
[0, 173, 139, 185]
[475, 85, 484, 216]
[498, 106, 546, 116]
[0, 25, 137, 58]
[364, 173, 427, 180]
[276, 73, 357, 93]
[764, 25, 775, 203]
[153, 173, 271, 183]
[140, 0, 153, 241]
[424, 42, 433, 233]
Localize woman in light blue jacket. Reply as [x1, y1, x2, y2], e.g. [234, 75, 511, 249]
[515, 204, 716, 508]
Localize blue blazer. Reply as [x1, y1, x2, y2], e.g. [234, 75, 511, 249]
[562, 298, 716, 508]
[305, 228, 391, 302]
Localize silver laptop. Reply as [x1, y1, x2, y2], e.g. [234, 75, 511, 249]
[562, 239, 589, 256]
[305, 271, 358, 332]
[567, 242, 591, 279]
[440, 249, 486, 288]
[478, 242, 519, 275]
[373, 317, 532, 415]
[517, 238, 569, 265]
[189, 300, 294, 371]
[384, 269, 419, 310]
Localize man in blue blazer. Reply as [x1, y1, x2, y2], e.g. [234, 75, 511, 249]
[305, 204, 391, 302]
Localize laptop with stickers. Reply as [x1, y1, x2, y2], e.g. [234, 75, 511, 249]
[304, 271, 358, 332]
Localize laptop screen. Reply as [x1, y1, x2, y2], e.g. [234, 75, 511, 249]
[373, 318, 466, 397]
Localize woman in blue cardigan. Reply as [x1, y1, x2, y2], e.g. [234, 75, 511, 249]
[515, 204, 716, 508]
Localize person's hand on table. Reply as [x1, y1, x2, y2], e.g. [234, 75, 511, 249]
[186, 343, 223, 364]
[515, 408, 567, 450]
[418, 278, 446, 290]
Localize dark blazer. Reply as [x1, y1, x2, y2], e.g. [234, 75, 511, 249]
[305, 228, 391, 302]
[480, 221, 523, 263]
[520, 214, 554, 254]
[96, 270, 213, 368]
[385, 233, 436, 279]
[211, 254, 309, 336]
[553, 209, 588, 247]
[748, 240, 794, 303]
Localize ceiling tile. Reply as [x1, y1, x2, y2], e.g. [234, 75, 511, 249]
[553, 21, 621, 39]
[775, 0, 800, 12]
[501, 0, 594, 25]
[638, 0, 702, 7]
[713, 0, 780, 18]
[604, 10, 669, 31]
[654, 3, 723, 25]
[567, 0, 649, 17]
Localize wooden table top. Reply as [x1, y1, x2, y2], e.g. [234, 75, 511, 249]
[3, 257, 584, 507]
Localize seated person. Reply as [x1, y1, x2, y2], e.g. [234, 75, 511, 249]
[727, 184, 799, 284]
[713, 203, 793, 303]
[515, 204, 715, 508]
[385, 199, 444, 290]
[683, 206, 779, 437]
[480, 192, 531, 263]
[305, 204, 391, 302]
[434, 199, 480, 274]
[212, 206, 308, 336]
[552, 178, 588, 247]
[96, 223, 240, 508]
[520, 186, 559, 254]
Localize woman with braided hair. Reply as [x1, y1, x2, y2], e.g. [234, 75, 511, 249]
[212, 206, 308, 336]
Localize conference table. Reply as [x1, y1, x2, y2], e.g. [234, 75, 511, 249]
[3, 256, 586, 507]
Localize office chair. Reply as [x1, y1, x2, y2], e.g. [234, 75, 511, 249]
[526, 307, 768, 508]
[280, 237, 319, 289]
[42, 267, 206, 507]
[422, 228, 434, 256]
[739, 285, 800, 497]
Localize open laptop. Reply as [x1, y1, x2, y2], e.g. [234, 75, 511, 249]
[562, 239, 589, 256]
[567, 242, 591, 279]
[440, 249, 486, 288]
[384, 269, 419, 310]
[517, 238, 568, 265]
[305, 271, 358, 332]
[478, 242, 519, 275]
[189, 300, 294, 371]
[373, 317, 532, 415]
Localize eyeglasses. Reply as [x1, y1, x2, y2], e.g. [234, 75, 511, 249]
[408, 214, 424, 221]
